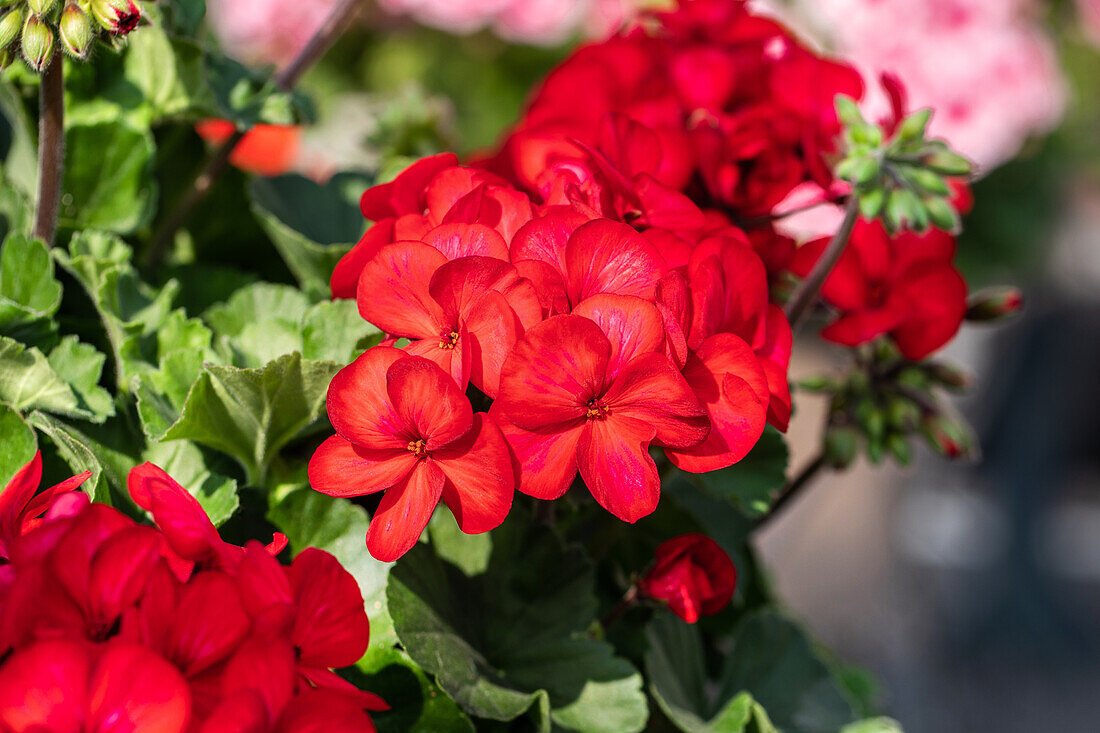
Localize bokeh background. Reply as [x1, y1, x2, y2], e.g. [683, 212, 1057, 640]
[202, 1, 1100, 730]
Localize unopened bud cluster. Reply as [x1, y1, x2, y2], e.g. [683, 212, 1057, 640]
[803, 340, 980, 469]
[0, 0, 144, 72]
[835, 96, 974, 235]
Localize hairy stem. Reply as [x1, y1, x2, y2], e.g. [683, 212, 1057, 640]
[753, 453, 826, 532]
[33, 50, 64, 246]
[783, 196, 860, 330]
[145, 0, 366, 268]
[600, 585, 639, 630]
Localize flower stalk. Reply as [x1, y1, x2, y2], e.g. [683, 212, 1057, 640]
[782, 196, 860, 330]
[33, 47, 64, 246]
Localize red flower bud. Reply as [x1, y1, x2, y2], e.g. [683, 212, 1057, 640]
[639, 534, 737, 623]
[91, 0, 142, 36]
[965, 286, 1023, 322]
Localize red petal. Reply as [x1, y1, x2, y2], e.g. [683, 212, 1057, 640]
[891, 264, 967, 360]
[566, 219, 666, 305]
[87, 525, 161, 629]
[223, 637, 296, 725]
[326, 346, 408, 451]
[0, 639, 88, 731]
[237, 542, 292, 616]
[491, 406, 582, 501]
[510, 207, 588, 273]
[275, 689, 378, 733]
[168, 571, 251, 676]
[308, 435, 415, 498]
[433, 413, 515, 534]
[572, 294, 666, 380]
[422, 223, 509, 261]
[495, 315, 607, 431]
[360, 152, 458, 220]
[356, 242, 446, 338]
[289, 548, 371, 668]
[386, 356, 473, 448]
[89, 642, 192, 733]
[366, 460, 445, 562]
[128, 463, 229, 567]
[577, 416, 660, 523]
[821, 308, 905, 347]
[330, 219, 395, 300]
[200, 690, 269, 733]
[429, 256, 542, 331]
[603, 352, 709, 449]
[513, 259, 569, 316]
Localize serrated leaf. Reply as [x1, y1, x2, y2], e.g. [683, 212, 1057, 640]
[695, 427, 790, 517]
[60, 121, 157, 234]
[302, 298, 383, 363]
[163, 352, 339, 485]
[388, 516, 648, 733]
[46, 337, 115, 423]
[646, 609, 856, 733]
[142, 440, 238, 526]
[267, 489, 395, 648]
[248, 174, 367, 300]
[0, 403, 37, 488]
[0, 234, 61, 337]
[354, 648, 475, 733]
[0, 336, 81, 418]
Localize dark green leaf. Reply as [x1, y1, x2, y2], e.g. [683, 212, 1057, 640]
[696, 428, 789, 517]
[388, 517, 648, 732]
[355, 648, 475, 733]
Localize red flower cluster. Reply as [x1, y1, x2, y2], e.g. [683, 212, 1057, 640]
[317, 142, 792, 558]
[639, 534, 737, 624]
[486, 0, 862, 222]
[0, 458, 384, 733]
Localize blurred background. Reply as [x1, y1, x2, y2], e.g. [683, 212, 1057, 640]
[203, 0, 1100, 730]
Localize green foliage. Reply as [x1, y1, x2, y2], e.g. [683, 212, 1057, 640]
[60, 120, 157, 234]
[694, 427, 789, 517]
[388, 515, 649, 732]
[0, 234, 61, 344]
[0, 403, 36, 487]
[355, 648, 475, 732]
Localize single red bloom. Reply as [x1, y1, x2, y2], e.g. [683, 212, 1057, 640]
[788, 219, 968, 360]
[309, 348, 514, 561]
[356, 249, 541, 397]
[639, 533, 737, 624]
[0, 639, 191, 733]
[493, 298, 708, 522]
[195, 120, 301, 178]
[0, 451, 89, 562]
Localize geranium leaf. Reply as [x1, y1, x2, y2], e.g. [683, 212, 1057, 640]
[142, 440, 239, 526]
[0, 403, 36, 488]
[841, 720, 904, 733]
[695, 427, 789, 517]
[60, 121, 156, 234]
[26, 412, 118, 505]
[163, 352, 338, 485]
[388, 516, 648, 733]
[353, 648, 474, 733]
[46, 337, 115, 423]
[267, 488, 395, 648]
[0, 234, 61, 345]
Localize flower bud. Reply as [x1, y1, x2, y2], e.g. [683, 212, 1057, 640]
[895, 108, 932, 144]
[90, 0, 142, 36]
[921, 414, 976, 460]
[0, 47, 12, 71]
[965, 287, 1023, 322]
[824, 425, 859, 470]
[60, 4, 93, 58]
[21, 13, 54, 73]
[638, 534, 736, 624]
[924, 195, 961, 233]
[27, 0, 57, 16]
[887, 434, 912, 466]
[0, 7, 22, 50]
[924, 363, 971, 390]
[886, 397, 921, 432]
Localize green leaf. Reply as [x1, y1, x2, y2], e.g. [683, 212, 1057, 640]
[163, 352, 339, 485]
[0, 336, 82, 417]
[302, 299, 383, 363]
[647, 609, 857, 733]
[0, 403, 36, 488]
[388, 516, 648, 733]
[26, 411, 118, 504]
[0, 82, 39, 199]
[267, 488, 395, 648]
[142, 440, 238, 526]
[46, 337, 115, 423]
[695, 427, 789, 517]
[427, 506, 492, 577]
[159, 0, 207, 36]
[355, 648, 475, 733]
[841, 719, 904, 733]
[60, 121, 157, 234]
[248, 174, 368, 300]
[204, 54, 299, 127]
[0, 234, 62, 340]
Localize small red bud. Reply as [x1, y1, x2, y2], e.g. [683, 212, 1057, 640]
[966, 287, 1023, 322]
[639, 534, 736, 624]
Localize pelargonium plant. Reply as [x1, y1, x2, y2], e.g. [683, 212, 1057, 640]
[0, 0, 1026, 730]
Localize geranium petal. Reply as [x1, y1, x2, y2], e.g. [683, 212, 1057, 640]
[492, 405, 582, 501]
[308, 435, 414, 498]
[565, 219, 666, 305]
[572, 294, 665, 380]
[326, 346, 408, 451]
[289, 548, 371, 669]
[356, 242, 446, 338]
[0, 639, 88, 732]
[433, 413, 515, 534]
[422, 223, 509, 261]
[603, 352, 709, 449]
[366, 460, 445, 562]
[89, 642, 191, 733]
[577, 416, 660, 523]
[386, 356, 473, 448]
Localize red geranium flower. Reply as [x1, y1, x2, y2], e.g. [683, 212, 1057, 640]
[789, 218, 968, 360]
[195, 120, 301, 178]
[639, 533, 737, 624]
[309, 348, 514, 561]
[0, 451, 89, 562]
[492, 297, 708, 522]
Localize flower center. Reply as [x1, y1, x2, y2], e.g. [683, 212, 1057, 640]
[407, 439, 428, 458]
[586, 398, 610, 420]
[438, 329, 460, 349]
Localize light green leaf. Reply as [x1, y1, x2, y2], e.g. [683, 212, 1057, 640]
[0, 336, 81, 417]
[695, 427, 789, 517]
[26, 411, 118, 504]
[0, 82, 38, 199]
[60, 121, 157, 234]
[267, 489, 395, 648]
[0, 234, 61, 338]
[841, 719, 904, 733]
[388, 516, 648, 733]
[248, 174, 367, 300]
[354, 648, 474, 733]
[163, 352, 339, 485]
[302, 299, 383, 364]
[46, 337, 115, 423]
[142, 440, 238, 526]
[0, 403, 37, 488]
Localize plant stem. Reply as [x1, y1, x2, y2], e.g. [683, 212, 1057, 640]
[144, 0, 366, 269]
[33, 50, 64, 246]
[601, 585, 639, 630]
[753, 453, 826, 532]
[783, 196, 860, 330]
